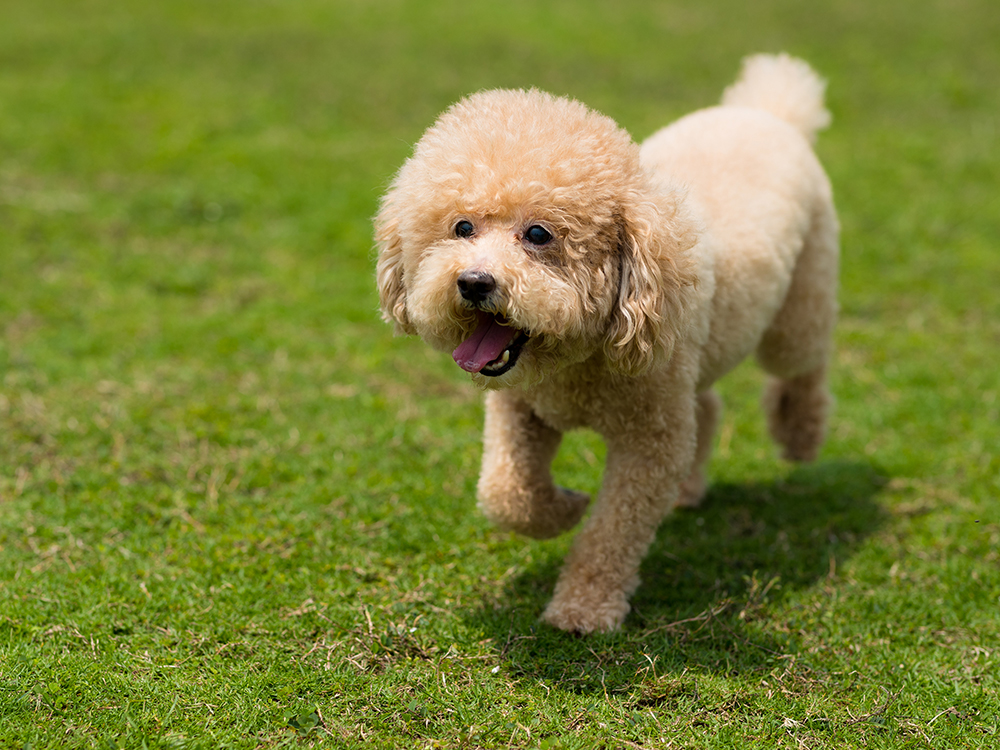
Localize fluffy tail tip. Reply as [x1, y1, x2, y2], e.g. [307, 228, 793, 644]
[721, 53, 831, 142]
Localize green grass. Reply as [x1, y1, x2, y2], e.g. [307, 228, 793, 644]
[1, 0, 998, 747]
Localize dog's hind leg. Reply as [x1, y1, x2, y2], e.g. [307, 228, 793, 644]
[761, 368, 830, 462]
[677, 389, 721, 508]
[477, 391, 590, 539]
[756, 197, 838, 462]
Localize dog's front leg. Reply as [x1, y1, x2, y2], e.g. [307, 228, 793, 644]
[477, 391, 590, 539]
[541, 411, 696, 633]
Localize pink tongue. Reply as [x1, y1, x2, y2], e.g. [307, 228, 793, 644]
[452, 311, 519, 373]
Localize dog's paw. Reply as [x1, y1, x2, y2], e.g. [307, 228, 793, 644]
[676, 471, 707, 508]
[519, 486, 589, 539]
[551, 486, 590, 532]
[486, 486, 589, 540]
[540, 590, 630, 634]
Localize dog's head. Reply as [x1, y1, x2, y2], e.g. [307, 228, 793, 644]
[375, 89, 697, 389]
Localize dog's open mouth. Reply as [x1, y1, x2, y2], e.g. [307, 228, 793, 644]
[452, 311, 529, 378]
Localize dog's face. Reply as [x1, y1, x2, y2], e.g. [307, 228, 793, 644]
[376, 89, 695, 389]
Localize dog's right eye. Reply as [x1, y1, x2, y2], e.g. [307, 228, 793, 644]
[454, 220, 475, 238]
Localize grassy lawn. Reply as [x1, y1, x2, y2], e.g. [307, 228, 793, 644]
[1, 0, 998, 747]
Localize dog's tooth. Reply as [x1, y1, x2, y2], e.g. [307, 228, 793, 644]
[501, 350, 510, 365]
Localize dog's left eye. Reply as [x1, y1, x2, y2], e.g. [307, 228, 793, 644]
[524, 225, 553, 246]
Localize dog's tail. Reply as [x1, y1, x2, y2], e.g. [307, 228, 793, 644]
[721, 53, 830, 143]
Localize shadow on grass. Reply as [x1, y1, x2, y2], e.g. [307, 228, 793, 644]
[464, 460, 889, 692]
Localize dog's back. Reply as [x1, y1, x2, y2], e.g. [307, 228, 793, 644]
[640, 54, 838, 392]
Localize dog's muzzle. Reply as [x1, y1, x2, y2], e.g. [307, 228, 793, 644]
[457, 270, 496, 306]
[452, 309, 530, 377]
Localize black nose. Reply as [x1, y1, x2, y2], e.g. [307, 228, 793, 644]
[457, 270, 496, 304]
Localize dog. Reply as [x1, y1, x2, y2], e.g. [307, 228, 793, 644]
[374, 54, 839, 633]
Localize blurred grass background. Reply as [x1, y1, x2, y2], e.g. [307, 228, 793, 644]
[1, 0, 998, 747]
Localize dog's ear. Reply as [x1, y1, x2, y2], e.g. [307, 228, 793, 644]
[604, 192, 697, 375]
[374, 192, 416, 335]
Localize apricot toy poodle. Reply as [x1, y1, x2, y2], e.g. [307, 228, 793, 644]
[375, 54, 839, 633]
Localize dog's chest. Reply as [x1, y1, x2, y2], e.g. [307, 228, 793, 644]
[524, 367, 620, 433]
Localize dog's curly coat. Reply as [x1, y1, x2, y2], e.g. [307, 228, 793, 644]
[375, 54, 839, 633]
